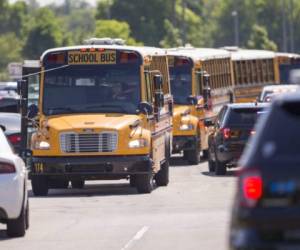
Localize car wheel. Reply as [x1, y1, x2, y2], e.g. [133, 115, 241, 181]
[71, 180, 85, 189]
[31, 176, 49, 196]
[155, 159, 169, 186]
[25, 200, 29, 230]
[136, 173, 154, 194]
[215, 159, 227, 176]
[7, 203, 26, 237]
[129, 175, 136, 187]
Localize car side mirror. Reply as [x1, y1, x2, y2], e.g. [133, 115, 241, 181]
[153, 74, 163, 90]
[138, 102, 153, 115]
[204, 119, 214, 127]
[28, 104, 38, 119]
[187, 95, 197, 105]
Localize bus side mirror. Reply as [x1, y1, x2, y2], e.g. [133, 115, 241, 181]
[153, 74, 163, 90]
[155, 92, 164, 108]
[138, 102, 153, 115]
[28, 104, 38, 119]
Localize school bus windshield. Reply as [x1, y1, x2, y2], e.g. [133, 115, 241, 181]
[169, 66, 192, 105]
[42, 65, 141, 115]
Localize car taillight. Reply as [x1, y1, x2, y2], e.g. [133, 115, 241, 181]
[0, 162, 16, 174]
[221, 128, 231, 139]
[8, 134, 21, 144]
[250, 130, 256, 136]
[239, 168, 262, 207]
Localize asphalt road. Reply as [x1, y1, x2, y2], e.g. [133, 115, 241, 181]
[0, 156, 237, 250]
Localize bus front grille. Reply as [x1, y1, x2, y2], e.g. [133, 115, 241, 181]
[60, 132, 118, 153]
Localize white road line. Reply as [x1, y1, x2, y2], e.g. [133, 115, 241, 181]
[121, 226, 149, 250]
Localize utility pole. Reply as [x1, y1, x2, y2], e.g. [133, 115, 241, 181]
[232, 0, 239, 47]
[288, 0, 295, 52]
[281, 0, 288, 52]
[181, 0, 187, 46]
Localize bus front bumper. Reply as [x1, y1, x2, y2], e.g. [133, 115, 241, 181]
[172, 136, 197, 153]
[30, 155, 153, 178]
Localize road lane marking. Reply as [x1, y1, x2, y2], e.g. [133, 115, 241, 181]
[121, 226, 149, 250]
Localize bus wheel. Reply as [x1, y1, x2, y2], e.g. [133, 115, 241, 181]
[71, 180, 85, 189]
[155, 160, 169, 186]
[187, 137, 200, 165]
[136, 174, 153, 194]
[215, 160, 227, 176]
[31, 176, 49, 196]
[129, 175, 136, 187]
[202, 150, 209, 160]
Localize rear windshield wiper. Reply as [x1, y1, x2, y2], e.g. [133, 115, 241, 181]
[82, 104, 129, 113]
[46, 107, 81, 115]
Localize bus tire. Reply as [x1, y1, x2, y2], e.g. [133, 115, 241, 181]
[215, 160, 227, 176]
[129, 175, 136, 187]
[136, 174, 153, 194]
[202, 149, 209, 160]
[187, 136, 200, 165]
[155, 160, 169, 186]
[31, 176, 49, 196]
[71, 180, 85, 189]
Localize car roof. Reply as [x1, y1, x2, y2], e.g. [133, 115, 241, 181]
[226, 102, 269, 109]
[262, 84, 300, 91]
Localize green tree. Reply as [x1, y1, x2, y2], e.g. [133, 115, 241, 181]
[94, 20, 141, 45]
[247, 24, 277, 51]
[160, 19, 182, 48]
[22, 8, 64, 59]
[0, 33, 22, 70]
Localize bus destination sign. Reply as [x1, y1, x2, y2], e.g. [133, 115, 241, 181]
[68, 51, 116, 65]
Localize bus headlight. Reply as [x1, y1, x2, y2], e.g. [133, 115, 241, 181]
[35, 141, 50, 150]
[179, 124, 194, 131]
[128, 139, 148, 148]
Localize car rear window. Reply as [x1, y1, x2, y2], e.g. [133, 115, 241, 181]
[225, 108, 264, 127]
[259, 101, 300, 158]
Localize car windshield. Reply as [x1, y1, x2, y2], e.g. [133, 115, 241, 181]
[169, 66, 192, 105]
[43, 65, 141, 115]
[225, 107, 264, 127]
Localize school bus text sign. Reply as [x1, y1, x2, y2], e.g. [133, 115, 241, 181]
[68, 51, 116, 65]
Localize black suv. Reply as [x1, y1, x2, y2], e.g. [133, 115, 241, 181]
[230, 93, 300, 249]
[207, 103, 268, 175]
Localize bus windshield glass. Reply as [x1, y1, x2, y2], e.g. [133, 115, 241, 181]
[43, 65, 141, 115]
[169, 66, 192, 105]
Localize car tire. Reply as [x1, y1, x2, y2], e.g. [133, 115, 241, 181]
[71, 180, 85, 189]
[136, 173, 153, 194]
[215, 159, 227, 176]
[25, 200, 29, 230]
[7, 202, 26, 237]
[129, 175, 136, 187]
[31, 176, 49, 196]
[155, 160, 169, 186]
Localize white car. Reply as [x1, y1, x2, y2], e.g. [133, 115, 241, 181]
[259, 84, 300, 102]
[0, 128, 29, 237]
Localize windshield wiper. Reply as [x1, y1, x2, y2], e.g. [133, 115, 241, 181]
[82, 104, 129, 113]
[47, 107, 81, 114]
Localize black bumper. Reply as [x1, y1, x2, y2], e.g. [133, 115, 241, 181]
[172, 136, 197, 153]
[30, 155, 152, 178]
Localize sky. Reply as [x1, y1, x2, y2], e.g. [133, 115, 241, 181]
[10, 0, 98, 6]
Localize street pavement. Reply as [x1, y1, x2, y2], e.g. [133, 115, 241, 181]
[0, 156, 237, 250]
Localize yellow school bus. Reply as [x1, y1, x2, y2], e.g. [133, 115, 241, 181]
[276, 52, 300, 84]
[225, 48, 280, 102]
[167, 47, 234, 164]
[27, 41, 173, 195]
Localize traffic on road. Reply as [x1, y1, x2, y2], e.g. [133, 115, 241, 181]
[0, 38, 300, 250]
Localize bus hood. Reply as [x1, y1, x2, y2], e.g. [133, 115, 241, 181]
[46, 114, 141, 131]
[173, 105, 191, 119]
